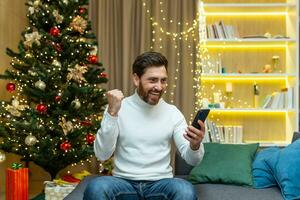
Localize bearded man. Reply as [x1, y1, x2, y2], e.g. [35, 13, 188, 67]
[84, 51, 206, 200]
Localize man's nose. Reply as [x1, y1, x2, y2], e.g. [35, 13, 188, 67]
[154, 83, 162, 91]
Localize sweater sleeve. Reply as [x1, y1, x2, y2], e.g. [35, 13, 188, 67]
[173, 110, 205, 166]
[94, 109, 119, 161]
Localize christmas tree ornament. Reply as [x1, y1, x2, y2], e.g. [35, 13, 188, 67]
[59, 117, 73, 135]
[25, 52, 33, 58]
[99, 72, 107, 78]
[28, 70, 37, 76]
[85, 133, 95, 145]
[79, 7, 86, 14]
[81, 120, 92, 126]
[60, 141, 71, 152]
[67, 64, 87, 83]
[71, 99, 81, 109]
[50, 27, 60, 37]
[6, 82, 15, 92]
[53, 10, 64, 24]
[90, 45, 98, 55]
[54, 43, 62, 52]
[36, 103, 47, 113]
[25, 135, 37, 146]
[24, 31, 42, 47]
[0, 151, 6, 163]
[35, 80, 46, 90]
[88, 55, 97, 64]
[5, 99, 28, 117]
[52, 59, 62, 67]
[54, 95, 61, 102]
[70, 15, 87, 34]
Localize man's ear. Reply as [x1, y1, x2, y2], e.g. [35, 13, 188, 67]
[132, 73, 140, 87]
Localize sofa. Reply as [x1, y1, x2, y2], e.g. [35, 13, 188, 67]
[65, 132, 300, 200]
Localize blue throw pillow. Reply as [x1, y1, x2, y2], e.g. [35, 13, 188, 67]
[266, 140, 300, 200]
[252, 147, 280, 188]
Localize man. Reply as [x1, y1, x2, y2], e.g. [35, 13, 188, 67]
[84, 51, 205, 200]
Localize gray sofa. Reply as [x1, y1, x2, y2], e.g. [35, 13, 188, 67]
[65, 132, 300, 200]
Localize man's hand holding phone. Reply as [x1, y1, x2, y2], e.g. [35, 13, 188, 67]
[184, 109, 210, 150]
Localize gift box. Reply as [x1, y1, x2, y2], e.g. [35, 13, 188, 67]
[6, 163, 29, 200]
[44, 181, 77, 200]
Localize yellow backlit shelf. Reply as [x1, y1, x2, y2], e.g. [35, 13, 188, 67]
[209, 108, 295, 113]
[200, 0, 298, 146]
[203, 39, 296, 48]
[200, 73, 295, 81]
[203, 3, 296, 15]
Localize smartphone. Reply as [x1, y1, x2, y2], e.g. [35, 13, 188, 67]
[191, 109, 210, 130]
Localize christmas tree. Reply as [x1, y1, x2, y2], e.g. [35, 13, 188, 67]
[0, 0, 108, 179]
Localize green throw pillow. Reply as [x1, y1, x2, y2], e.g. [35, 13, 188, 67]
[188, 143, 259, 186]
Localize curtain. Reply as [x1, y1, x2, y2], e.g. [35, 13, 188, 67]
[89, 0, 199, 119]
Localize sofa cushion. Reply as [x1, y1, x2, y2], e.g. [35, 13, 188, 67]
[195, 183, 282, 200]
[252, 147, 280, 188]
[265, 140, 300, 200]
[188, 143, 259, 186]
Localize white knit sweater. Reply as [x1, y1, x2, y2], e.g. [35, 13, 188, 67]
[94, 91, 204, 181]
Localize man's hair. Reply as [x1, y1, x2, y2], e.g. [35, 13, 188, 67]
[132, 51, 168, 77]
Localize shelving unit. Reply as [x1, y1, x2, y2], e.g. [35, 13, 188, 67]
[199, 0, 299, 146]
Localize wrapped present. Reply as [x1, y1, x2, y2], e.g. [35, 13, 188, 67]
[44, 170, 90, 200]
[44, 181, 77, 200]
[6, 163, 29, 200]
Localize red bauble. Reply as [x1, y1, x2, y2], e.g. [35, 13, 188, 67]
[85, 133, 95, 145]
[88, 55, 98, 64]
[60, 141, 71, 152]
[50, 27, 60, 37]
[6, 82, 15, 92]
[81, 120, 92, 126]
[79, 7, 86, 14]
[36, 103, 47, 113]
[55, 95, 61, 103]
[99, 72, 108, 78]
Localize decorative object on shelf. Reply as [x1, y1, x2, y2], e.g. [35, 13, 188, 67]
[6, 163, 28, 200]
[213, 92, 221, 104]
[25, 134, 37, 146]
[263, 64, 272, 73]
[253, 82, 260, 108]
[225, 82, 233, 108]
[0, 151, 6, 162]
[271, 56, 280, 73]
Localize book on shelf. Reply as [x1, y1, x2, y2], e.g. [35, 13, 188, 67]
[206, 21, 239, 39]
[204, 120, 243, 144]
[261, 87, 294, 109]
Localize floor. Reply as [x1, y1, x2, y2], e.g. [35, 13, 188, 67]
[0, 180, 45, 199]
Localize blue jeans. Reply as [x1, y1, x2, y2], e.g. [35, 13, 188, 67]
[83, 176, 197, 200]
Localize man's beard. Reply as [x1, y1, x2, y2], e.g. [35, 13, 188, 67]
[137, 84, 163, 105]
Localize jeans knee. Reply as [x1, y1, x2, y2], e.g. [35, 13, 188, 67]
[172, 178, 197, 199]
[84, 177, 111, 198]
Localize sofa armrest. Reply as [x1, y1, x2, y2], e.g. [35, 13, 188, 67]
[174, 151, 193, 176]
